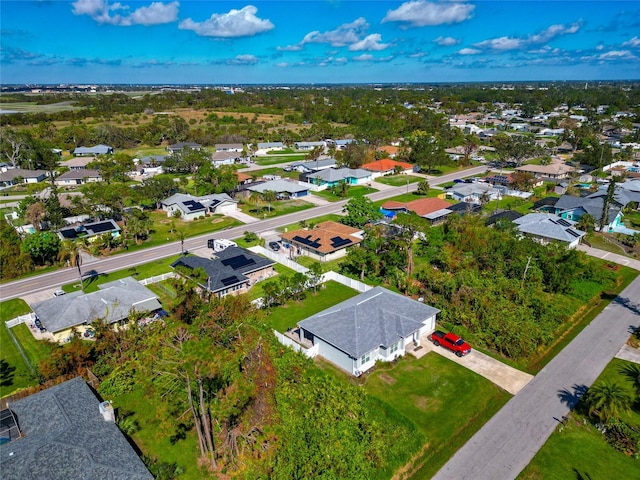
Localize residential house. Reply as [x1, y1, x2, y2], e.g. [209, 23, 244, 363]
[73, 144, 113, 156]
[215, 143, 243, 152]
[0, 168, 47, 186]
[255, 142, 285, 155]
[211, 151, 240, 167]
[331, 139, 355, 150]
[246, 179, 310, 198]
[446, 182, 501, 203]
[0, 377, 153, 480]
[235, 171, 253, 185]
[167, 141, 201, 154]
[445, 146, 466, 161]
[296, 286, 440, 375]
[279, 221, 363, 262]
[171, 247, 275, 298]
[61, 156, 95, 170]
[295, 141, 326, 151]
[361, 159, 413, 178]
[161, 193, 237, 220]
[513, 213, 585, 248]
[55, 169, 102, 186]
[30, 277, 161, 342]
[485, 210, 523, 227]
[135, 155, 167, 176]
[377, 145, 399, 158]
[286, 157, 336, 173]
[304, 167, 372, 189]
[58, 219, 121, 241]
[515, 159, 575, 179]
[380, 197, 454, 225]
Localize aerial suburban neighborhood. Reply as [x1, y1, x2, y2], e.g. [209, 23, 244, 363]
[1, 2, 640, 479]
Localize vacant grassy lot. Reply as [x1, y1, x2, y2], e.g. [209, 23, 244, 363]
[264, 281, 358, 332]
[254, 154, 306, 165]
[248, 166, 300, 180]
[238, 198, 314, 219]
[312, 185, 379, 202]
[63, 254, 182, 293]
[276, 213, 343, 232]
[360, 353, 510, 479]
[518, 358, 640, 480]
[0, 299, 37, 397]
[375, 174, 424, 187]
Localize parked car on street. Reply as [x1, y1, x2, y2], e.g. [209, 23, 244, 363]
[429, 330, 472, 357]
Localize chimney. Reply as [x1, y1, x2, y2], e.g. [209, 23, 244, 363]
[99, 401, 115, 422]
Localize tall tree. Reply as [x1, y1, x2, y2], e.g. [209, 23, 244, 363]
[21, 231, 61, 265]
[341, 197, 382, 228]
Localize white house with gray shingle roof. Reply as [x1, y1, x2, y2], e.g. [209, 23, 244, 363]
[298, 287, 440, 375]
[513, 213, 585, 248]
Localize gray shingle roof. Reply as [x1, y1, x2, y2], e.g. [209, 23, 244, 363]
[299, 287, 440, 358]
[0, 377, 153, 480]
[162, 193, 236, 214]
[247, 179, 309, 194]
[513, 213, 586, 243]
[31, 277, 161, 333]
[73, 144, 113, 155]
[289, 158, 337, 171]
[171, 247, 275, 293]
[306, 167, 371, 182]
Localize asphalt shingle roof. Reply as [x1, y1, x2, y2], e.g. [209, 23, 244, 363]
[31, 277, 161, 333]
[299, 287, 440, 358]
[171, 247, 275, 293]
[0, 377, 153, 480]
[306, 167, 371, 182]
[247, 179, 309, 194]
[513, 213, 586, 243]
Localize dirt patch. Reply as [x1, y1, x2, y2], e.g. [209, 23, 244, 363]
[378, 373, 397, 385]
[392, 442, 430, 480]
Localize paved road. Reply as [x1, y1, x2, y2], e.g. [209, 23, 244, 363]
[0, 166, 488, 301]
[433, 275, 640, 480]
[578, 244, 640, 271]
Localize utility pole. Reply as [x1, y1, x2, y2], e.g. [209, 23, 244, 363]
[521, 256, 532, 289]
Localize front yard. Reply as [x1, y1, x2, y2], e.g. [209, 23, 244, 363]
[518, 358, 640, 480]
[312, 185, 379, 202]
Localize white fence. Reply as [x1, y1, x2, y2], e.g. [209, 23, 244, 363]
[5, 312, 36, 328]
[321, 271, 373, 293]
[273, 330, 318, 358]
[138, 272, 177, 285]
[248, 246, 309, 273]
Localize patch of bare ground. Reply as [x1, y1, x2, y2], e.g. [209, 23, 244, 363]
[378, 372, 396, 385]
[392, 443, 430, 480]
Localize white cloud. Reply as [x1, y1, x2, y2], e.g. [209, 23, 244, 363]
[349, 34, 389, 51]
[227, 54, 259, 65]
[409, 51, 428, 58]
[529, 22, 581, 44]
[179, 5, 274, 38]
[335, 57, 348, 64]
[458, 48, 481, 55]
[276, 44, 303, 52]
[72, 0, 179, 26]
[596, 44, 604, 51]
[301, 18, 368, 47]
[353, 53, 374, 62]
[434, 36, 460, 46]
[474, 36, 523, 51]
[599, 50, 636, 60]
[622, 36, 640, 47]
[382, 1, 474, 28]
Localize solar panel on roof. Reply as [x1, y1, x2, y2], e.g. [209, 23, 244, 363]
[221, 255, 255, 270]
[88, 221, 116, 234]
[330, 236, 352, 248]
[566, 229, 581, 238]
[556, 218, 572, 227]
[183, 200, 205, 212]
[220, 276, 240, 286]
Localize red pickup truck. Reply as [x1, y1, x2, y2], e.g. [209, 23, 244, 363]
[429, 330, 471, 357]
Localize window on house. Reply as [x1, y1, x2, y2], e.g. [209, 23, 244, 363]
[390, 342, 399, 354]
[360, 353, 371, 365]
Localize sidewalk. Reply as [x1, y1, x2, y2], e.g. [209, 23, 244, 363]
[577, 244, 640, 271]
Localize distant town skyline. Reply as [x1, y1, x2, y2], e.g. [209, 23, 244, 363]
[2, 1, 639, 84]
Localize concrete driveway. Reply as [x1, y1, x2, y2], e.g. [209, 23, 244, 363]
[411, 334, 533, 395]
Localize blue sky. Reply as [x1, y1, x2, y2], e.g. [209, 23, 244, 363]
[2, 1, 639, 84]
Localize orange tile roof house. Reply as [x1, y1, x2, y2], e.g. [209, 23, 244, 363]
[361, 159, 413, 178]
[279, 221, 363, 262]
[377, 145, 400, 158]
[381, 197, 454, 224]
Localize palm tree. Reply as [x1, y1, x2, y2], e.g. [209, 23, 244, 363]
[249, 191, 263, 214]
[585, 380, 632, 422]
[262, 190, 277, 213]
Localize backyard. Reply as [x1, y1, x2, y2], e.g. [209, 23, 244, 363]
[518, 358, 640, 480]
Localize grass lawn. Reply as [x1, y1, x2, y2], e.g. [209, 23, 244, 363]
[238, 198, 314, 219]
[12, 323, 53, 369]
[276, 213, 343, 232]
[63, 254, 182, 293]
[108, 387, 203, 480]
[585, 232, 633, 257]
[254, 154, 306, 165]
[248, 166, 300, 180]
[246, 263, 297, 301]
[0, 299, 38, 398]
[362, 353, 511, 479]
[294, 255, 344, 273]
[264, 281, 358, 332]
[372, 190, 446, 207]
[375, 174, 424, 187]
[312, 185, 378, 202]
[518, 358, 640, 480]
[118, 212, 242, 255]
